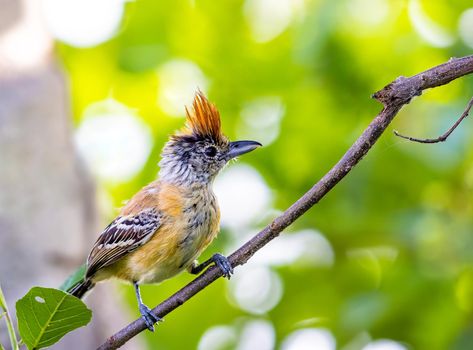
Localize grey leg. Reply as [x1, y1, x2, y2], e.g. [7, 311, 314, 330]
[134, 282, 162, 332]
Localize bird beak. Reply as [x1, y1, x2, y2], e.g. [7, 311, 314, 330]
[227, 140, 262, 160]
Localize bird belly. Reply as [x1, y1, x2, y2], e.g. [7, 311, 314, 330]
[137, 259, 184, 284]
[125, 207, 219, 284]
[105, 184, 221, 284]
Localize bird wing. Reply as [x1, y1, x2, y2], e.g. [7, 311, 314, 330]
[86, 208, 162, 278]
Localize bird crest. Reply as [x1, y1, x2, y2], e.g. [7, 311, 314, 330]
[182, 91, 226, 144]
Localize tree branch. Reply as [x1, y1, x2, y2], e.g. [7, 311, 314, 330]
[393, 96, 473, 143]
[97, 55, 473, 350]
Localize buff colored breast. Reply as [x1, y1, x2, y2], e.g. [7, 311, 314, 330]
[104, 181, 220, 284]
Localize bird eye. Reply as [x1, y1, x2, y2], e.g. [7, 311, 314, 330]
[205, 146, 217, 157]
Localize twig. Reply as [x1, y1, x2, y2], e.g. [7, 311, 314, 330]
[97, 54, 473, 350]
[394, 96, 473, 143]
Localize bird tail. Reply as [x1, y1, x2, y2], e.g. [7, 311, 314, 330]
[68, 278, 95, 299]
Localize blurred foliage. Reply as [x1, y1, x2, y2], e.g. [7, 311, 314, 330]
[56, 0, 473, 349]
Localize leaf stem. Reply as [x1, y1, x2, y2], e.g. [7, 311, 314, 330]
[0, 284, 19, 350]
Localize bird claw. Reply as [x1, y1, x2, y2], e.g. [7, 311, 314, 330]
[212, 253, 233, 279]
[139, 304, 162, 332]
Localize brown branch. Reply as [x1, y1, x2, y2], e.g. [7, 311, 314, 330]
[394, 96, 473, 143]
[97, 54, 473, 350]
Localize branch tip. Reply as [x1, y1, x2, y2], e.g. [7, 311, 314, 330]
[393, 96, 473, 144]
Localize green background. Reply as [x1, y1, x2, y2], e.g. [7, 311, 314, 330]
[57, 0, 473, 349]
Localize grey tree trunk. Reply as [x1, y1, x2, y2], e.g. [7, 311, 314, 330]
[0, 1, 141, 349]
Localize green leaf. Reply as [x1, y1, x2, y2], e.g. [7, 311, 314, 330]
[16, 287, 92, 350]
[59, 264, 87, 292]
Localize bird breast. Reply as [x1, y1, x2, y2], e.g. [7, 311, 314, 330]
[127, 182, 220, 284]
[179, 188, 220, 262]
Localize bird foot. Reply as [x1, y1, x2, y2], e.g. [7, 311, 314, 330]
[212, 253, 233, 279]
[139, 304, 162, 332]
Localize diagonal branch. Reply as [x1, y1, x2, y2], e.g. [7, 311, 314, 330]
[97, 54, 473, 350]
[393, 96, 473, 143]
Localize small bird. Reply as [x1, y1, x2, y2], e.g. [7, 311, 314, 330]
[69, 91, 261, 331]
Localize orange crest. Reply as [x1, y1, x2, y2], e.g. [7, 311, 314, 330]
[183, 91, 225, 143]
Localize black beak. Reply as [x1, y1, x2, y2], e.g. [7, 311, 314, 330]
[227, 140, 262, 160]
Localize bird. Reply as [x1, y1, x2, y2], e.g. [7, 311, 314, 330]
[68, 91, 261, 331]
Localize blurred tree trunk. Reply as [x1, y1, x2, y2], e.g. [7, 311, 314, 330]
[0, 1, 140, 349]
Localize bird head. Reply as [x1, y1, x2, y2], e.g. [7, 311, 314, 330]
[159, 91, 261, 185]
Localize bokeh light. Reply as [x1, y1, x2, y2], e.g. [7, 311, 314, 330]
[197, 325, 237, 350]
[252, 229, 335, 267]
[243, 0, 303, 43]
[227, 264, 283, 315]
[347, 246, 398, 286]
[42, 0, 126, 47]
[157, 59, 208, 117]
[235, 320, 275, 350]
[0, 0, 51, 71]
[458, 8, 473, 49]
[345, 0, 390, 28]
[281, 328, 336, 350]
[236, 96, 285, 147]
[75, 99, 152, 183]
[362, 339, 408, 350]
[214, 164, 272, 230]
[407, 0, 454, 47]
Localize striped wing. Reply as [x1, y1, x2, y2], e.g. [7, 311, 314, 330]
[86, 208, 161, 278]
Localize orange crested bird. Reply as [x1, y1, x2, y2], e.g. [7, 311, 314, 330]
[68, 91, 261, 331]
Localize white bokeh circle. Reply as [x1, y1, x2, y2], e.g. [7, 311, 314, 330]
[42, 0, 126, 47]
[75, 100, 152, 183]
